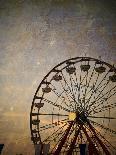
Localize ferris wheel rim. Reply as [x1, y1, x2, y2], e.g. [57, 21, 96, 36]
[30, 56, 116, 154]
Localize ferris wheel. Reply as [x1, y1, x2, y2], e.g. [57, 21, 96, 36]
[30, 57, 116, 155]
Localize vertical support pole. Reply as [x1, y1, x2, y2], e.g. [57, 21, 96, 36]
[35, 144, 42, 155]
[43, 144, 50, 155]
[67, 125, 81, 155]
[0, 144, 4, 155]
[81, 125, 99, 155]
[87, 121, 111, 155]
[79, 144, 87, 155]
[53, 121, 73, 155]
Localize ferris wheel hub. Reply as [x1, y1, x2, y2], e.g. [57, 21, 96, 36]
[77, 111, 88, 123]
[69, 111, 88, 124]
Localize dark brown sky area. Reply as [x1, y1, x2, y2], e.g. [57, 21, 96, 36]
[0, 0, 116, 154]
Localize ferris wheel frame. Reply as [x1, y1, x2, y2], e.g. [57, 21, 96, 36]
[30, 57, 116, 155]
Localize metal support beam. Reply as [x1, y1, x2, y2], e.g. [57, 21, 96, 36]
[67, 125, 81, 155]
[81, 125, 99, 155]
[87, 121, 111, 155]
[53, 121, 73, 155]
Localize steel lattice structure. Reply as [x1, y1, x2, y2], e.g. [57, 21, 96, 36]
[30, 57, 116, 155]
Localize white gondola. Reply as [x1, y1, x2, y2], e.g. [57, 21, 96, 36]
[66, 67, 76, 74]
[52, 74, 62, 81]
[80, 64, 90, 72]
[109, 74, 116, 82]
[42, 86, 52, 93]
[95, 66, 106, 73]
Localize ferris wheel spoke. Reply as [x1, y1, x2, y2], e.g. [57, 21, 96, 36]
[88, 122, 116, 151]
[80, 71, 88, 86]
[71, 70, 84, 110]
[90, 99, 110, 114]
[81, 125, 100, 155]
[87, 120, 116, 152]
[51, 131, 64, 143]
[69, 74, 77, 110]
[59, 81, 76, 110]
[84, 63, 96, 109]
[86, 69, 110, 98]
[60, 97, 72, 110]
[85, 72, 100, 96]
[60, 82, 73, 106]
[43, 122, 68, 142]
[85, 73, 100, 106]
[91, 80, 110, 105]
[87, 96, 111, 113]
[87, 75, 111, 108]
[94, 70, 110, 91]
[87, 81, 112, 109]
[50, 84, 65, 98]
[77, 71, 89, 111]
[86, 68, 110, 101]
[87, 62, 96, 88]
[95, 79, 110, 94]
[49, 130, 65, 146]
[43, 98, 71, 112]
[61, 71, 79, 106]
[51, 121, 74, 153]
[37, 113, 68, 117]
[70, 75, 76, 97]
[61, 72, 74, 96]
[61, 72, 81, 110]
[73, 72, 80, 95]
[77, 69, 83, 109]
[83, 71, 89, 110]
[87, 86, 116, 112]
[88, 115, 116, 119]
[39, 126, 55, 132]
[90, 90, 116, 113]
[89, 120, 116, 135]
[90, 103, 116, 114]
[90, 81, 110, 106]
[50, 87, 71, 109]
[39, 118, 69, 131]
[70, 67, 77, 86]
[73, 63, 81, 87]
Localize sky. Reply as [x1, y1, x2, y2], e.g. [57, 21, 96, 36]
[0, 0, 116, 154]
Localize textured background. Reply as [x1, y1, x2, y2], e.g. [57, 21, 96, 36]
[0, 0, 116, 154]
